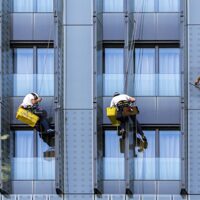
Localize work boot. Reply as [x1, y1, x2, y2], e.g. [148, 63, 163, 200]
[46, 129, 55, 135]
[142, 135, 148, 149]
[120, 129, 126, 139]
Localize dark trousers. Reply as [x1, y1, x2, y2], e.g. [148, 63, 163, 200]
[32, 107, 50, 133]
[130, 115, 144, 137]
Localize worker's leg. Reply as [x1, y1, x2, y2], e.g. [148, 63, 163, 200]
[34, 108, 54, 134]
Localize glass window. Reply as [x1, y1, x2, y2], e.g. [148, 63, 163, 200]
[13, 131, 55, 180]
[14, 48, 34, 96]
[37, 48, 54, 96]
[13, 0, 34, 12]
[13, 47, 54, 96]
[103, 0, 123, 12]
[134, 48, 156, 96]
[36, 0, 53, 12]
[13, 0, 53, 12]
[13, 131, 34, 179]
[159, 48, 180, 96]
[158, 0, 180, 12]
[134, 0, 155, 12]
[135, 131, 156, 179]
[159, 131, 180, 180]
[103, 48, 124, 96]
[104, 130, 124, 179]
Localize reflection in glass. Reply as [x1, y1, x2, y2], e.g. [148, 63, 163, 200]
[134, 0, 155, 12]
[159, 131, 180, 180]
[159, 48, 180, 96]
[104, 48, 124, 95]
[135, 131, 156, 179]
[103, 0, 123, 12]
[13, 131, 34, 179]
[37, 48, 54, 95]
[134, 48, 155, 96]
[104, 131, 124, 179]
[158, 0, 180, 12]
[13, 0, 34, 12]
[14, 49, 34, 96]
[36, 0, 53, 12]
[13, 131, 55, 180]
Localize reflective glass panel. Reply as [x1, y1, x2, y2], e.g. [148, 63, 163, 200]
[134, 48, 156, 96]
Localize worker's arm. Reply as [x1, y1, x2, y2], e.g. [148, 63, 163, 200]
[31, 97, 42, 105]
[195, 76, 200, 85]
[129, 96, 136, 102]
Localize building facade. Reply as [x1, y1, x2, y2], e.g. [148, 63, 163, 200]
[0, 0, 200, 199]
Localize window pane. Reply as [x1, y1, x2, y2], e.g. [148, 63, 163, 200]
[13, 131, 34, 180]
[158, 0, 180, 12]
[103, 0, 123, 12]
[134, 0, 155, 12]
[134, 48, 156, 96]
[135, 131, 156, 180]
[13, 0, 34, 12]
[14, 48, 34, 96]
[159, 48, 180, 96]
[159, 131, 180, 180]
[37, 48, 54, 96]
[104, 130, 124, 179]
[36, 0, 53, 12]
[104, 48, 124, 95]
[36, 133, 55, 180]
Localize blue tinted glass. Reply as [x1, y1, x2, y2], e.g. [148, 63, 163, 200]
[104, 130, 124, 179]
[159, 131, 180, 180]
[103, 0, 123, 12]
[13, 131, 34, 180]
[14, 48, 34, 96]
[135, 131, 156, 180]
[37, 48, 54, 96]
[134, 0, 155, 12]
[36, 133, 55, 180]
[13, 0, 34, 12]
[104, 48, 124, 95]
[158, 0, 180, 12]
[134, 48, 156, 96]
[36, 0, 53, 12]
[159, 48, 180, 96]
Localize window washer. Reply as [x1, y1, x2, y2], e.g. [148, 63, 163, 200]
[20, 92, 54, 134]
[195, 76, 200, 85]
[110, 92, 148, 149]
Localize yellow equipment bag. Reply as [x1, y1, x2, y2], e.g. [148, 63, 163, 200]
[16, 107, 39, 127]
[106, 107, 120, 126]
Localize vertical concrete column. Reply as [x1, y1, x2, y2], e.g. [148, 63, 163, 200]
[63, 0, 94, 198]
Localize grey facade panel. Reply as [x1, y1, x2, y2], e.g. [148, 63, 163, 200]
[157, 13, 180, 40]
[135, 97, 157, 124]
[34, 181, 55, 194]
[188, 0, 200, 24]
[103, 13, 124, 40]
[103, 97, 180, 125]
[103, 181, 125, 194]
[188, 110, 200, 193]
[134, 181, 156, 194]
[135, 13, 156, 40]
[157, 181, 180, 194]
[157, 97, 180, 124]
[11, 14, 33, 40]
[34, 14, 54, 40]
[64, 0, 92, 25]
[64, 110, 93, 193]
[64, 26, 93, 109]
[10, 97, 54, 124]
[12, 181, 32, 194]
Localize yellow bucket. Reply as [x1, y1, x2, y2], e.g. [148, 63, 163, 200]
[16, 107, 39, 127]
[106, 107, 120, 126]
